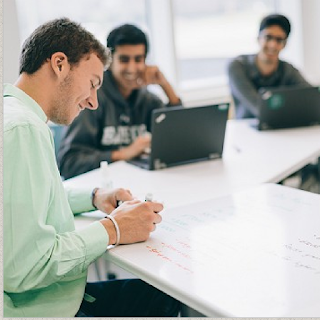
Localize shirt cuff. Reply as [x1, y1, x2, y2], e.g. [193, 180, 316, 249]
[75, 221, 109, 264]
[65, 186, 95, 214]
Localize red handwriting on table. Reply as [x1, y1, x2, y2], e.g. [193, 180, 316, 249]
[146, 245, 194, 274]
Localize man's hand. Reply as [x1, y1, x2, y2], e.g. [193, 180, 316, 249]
[93, 188, 133, 214]
[111, 133, 151, 161]
[139, 65, 180, 105]
[100, 199, 163, 245]
[133, 65, 181, 105]
[142, 65, 167, 86]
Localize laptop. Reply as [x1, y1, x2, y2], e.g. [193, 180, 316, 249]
[128, 103, 229, 170]
[257, 85, 320, 130]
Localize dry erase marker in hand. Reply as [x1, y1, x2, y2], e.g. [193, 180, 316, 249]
[118, 194, 153, 207]
[145, 193, 153, 202]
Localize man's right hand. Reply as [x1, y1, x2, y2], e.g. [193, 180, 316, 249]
[100, 199, 163, 245]
[111, 134, 151, 161]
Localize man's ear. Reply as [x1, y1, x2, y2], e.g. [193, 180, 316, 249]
[50, 52, 69, 76]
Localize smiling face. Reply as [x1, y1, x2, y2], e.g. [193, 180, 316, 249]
[49, 53, 104, 125]
[110, 44, 146, 96]
[257, 25, 287, 63]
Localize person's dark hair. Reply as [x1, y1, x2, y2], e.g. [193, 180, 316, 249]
[20, 17, 112, 74]
[107, 24, 149, 56]
[259, 14, 291, 37]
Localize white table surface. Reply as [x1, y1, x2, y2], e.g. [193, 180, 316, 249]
[63, 120, 320, 316]
[65, 119, 320, 209]
[102, 184, 320, 317]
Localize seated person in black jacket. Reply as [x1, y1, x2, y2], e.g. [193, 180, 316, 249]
[58, 24, 181, 179]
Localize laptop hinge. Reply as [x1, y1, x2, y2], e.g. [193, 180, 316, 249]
[153, 159, 167, 170]
[209, 153, 220, 159]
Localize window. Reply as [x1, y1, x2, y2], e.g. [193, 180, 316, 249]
[15, 0, 293, 103]
[172, 0, 276, 83]
[16, 0, 148, 47]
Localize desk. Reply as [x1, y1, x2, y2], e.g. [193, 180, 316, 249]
[102, 184, 320, 317]
[65, 119, 320, 210]
[64, 120, 320, 316]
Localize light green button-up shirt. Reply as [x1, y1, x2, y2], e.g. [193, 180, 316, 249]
[4, 84, 109, 317]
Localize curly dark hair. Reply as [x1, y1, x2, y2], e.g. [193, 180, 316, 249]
[20, 17, 111, 74]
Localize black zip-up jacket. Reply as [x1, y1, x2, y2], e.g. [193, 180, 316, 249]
[57, 71, 169, 179]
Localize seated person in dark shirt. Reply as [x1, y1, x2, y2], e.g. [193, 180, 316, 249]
[228, 14, 310, 119]
[58, 24, 181, 179]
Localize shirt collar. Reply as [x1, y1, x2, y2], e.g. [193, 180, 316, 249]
[3, 83, 48, 123]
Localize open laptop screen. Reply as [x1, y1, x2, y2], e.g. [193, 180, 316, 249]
[258, 86, 320, 130]
[129, 103, 229, 170]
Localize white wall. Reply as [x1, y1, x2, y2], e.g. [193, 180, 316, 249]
[3, 0, 20, 84]
[278, 0, 320, 85]
[301, 0, 320, 84]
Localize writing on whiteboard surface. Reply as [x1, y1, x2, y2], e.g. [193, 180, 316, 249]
[138, 185, 320, 276]
[107, 184, 320, 317]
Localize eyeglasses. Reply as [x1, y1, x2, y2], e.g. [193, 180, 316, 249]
[260, 34, 287, 45]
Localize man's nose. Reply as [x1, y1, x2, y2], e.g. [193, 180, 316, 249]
[126, 59, 138, 72]
[85, 91, 99, 110]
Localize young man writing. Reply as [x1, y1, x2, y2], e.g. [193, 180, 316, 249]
[4, 18, 180, 317]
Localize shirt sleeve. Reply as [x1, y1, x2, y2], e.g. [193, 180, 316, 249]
[283, 62, 312, 86]
[64, 185, 96, 214]
[228, 58, 260, 118]
[4, 123, 109, 293]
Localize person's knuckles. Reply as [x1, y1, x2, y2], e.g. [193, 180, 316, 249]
[125, 199, 141, 206]
[139, 201, 153, 211]
[154, 213, 162, 224]
[141, 234, 150, 242]
[152, 202, 164, 212]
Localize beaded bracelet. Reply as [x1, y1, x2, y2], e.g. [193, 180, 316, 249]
[105, 215, 120, 246]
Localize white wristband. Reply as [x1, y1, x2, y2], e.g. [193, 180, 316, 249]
[105, 215, 120, 246]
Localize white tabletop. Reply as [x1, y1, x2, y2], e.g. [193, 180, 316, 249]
[103, 184, 320, 317]
[64, 120, 320, 316]
[65, 119, 320, 209]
